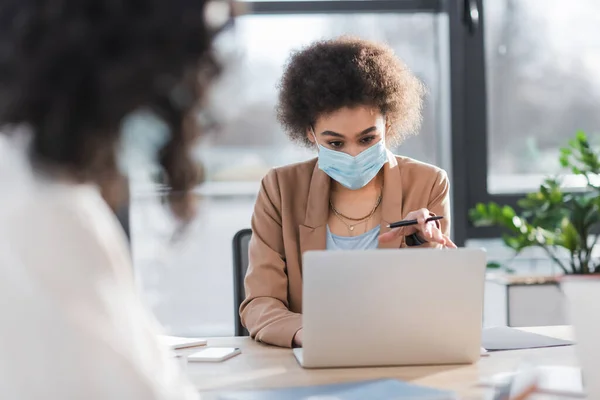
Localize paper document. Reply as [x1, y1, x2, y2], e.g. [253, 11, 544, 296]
[481, 326, 573, 351]
[160, 335, 207, 350]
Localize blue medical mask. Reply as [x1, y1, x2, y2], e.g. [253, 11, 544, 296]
[312, 129, 388, 190]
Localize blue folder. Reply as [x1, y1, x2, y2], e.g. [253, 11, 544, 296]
[215, 378, 457, 399]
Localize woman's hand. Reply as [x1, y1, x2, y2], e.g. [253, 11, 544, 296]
[507, 385, 537, 400]
[293, 329, 303, 347]
[379, 208, 457, 248]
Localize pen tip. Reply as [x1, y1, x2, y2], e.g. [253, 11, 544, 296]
[386, 224, 391, 228]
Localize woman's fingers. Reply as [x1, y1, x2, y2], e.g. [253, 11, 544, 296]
[380, 228, 457, 249]
[378, 229, 397, 243]
[379, 226, 415, 243]
[443, 235, 458, 249]
[428, 225, 458, 249]
[293, 329, 303, 347]
[415, 208, 430, 238]
[429, 224, 445, 244]
[411, 208, 434, 241]
[379, 209, 458, 248]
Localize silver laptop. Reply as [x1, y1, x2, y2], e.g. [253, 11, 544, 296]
[293, 248, 486, 368]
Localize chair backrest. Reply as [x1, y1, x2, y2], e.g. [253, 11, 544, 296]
[232, 229, 252, 336]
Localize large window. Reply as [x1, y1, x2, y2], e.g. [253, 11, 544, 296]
[485, 0, 600, 194]
[126, 0, 600, 335]
[451, 0, 600, 243]
[131, 0, 452, 337]
[198, 10, 450, 184]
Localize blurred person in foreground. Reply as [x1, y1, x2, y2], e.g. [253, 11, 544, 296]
[0, 1, 233, 398]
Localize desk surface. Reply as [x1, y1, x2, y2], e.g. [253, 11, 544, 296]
[188, 326, 576, 399]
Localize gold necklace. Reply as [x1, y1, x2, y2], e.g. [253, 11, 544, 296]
[331, 211, 369, 233]
[329, 193, 382, 222]
[330, 192, 383, 232]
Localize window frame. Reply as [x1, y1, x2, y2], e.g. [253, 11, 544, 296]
[244, 0, 443, 14]
[449, 0, 513, 245]
[448, 0, 590, 244]
[459, 0, 523, 241]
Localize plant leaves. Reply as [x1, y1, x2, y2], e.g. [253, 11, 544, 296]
[487, 262, 503, 269]
[502, 206, 516, 219]
[467, 130, 600, 275]
[558, 219, 580, 252]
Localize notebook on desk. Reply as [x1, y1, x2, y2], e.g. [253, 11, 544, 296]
[215, 379, 457, 400]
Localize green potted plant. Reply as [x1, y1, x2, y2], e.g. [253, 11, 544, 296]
[470, 132, 600, 326]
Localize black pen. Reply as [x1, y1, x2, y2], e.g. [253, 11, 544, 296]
[387, 215, 444, 229]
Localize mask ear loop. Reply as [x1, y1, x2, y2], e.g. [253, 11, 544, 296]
[310, 126, 320, 148]
[382, 119, 390, 147]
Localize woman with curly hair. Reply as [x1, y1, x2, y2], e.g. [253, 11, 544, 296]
[0, 0, 232, 398]
[240, 37, 456, 348]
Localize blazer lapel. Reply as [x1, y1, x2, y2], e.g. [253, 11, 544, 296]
[299, 162, 330, 258]
[299, 153, 404, 252]
[378, 151, 405, 249]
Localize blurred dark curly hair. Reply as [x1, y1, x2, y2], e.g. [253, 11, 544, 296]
[277, 36, 424, 147]
[0, 0, 233, 220]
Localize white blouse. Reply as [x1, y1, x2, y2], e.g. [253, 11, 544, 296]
[0, 135, 198, 399]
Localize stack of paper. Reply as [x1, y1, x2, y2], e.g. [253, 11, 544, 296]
[160, 335, 207, 351]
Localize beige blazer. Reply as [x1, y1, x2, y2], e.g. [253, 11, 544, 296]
[240, 151, 451, 348]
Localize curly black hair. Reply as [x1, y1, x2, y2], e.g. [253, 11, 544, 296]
[0, 0, 234, 220]
[277, 36, 424, 147]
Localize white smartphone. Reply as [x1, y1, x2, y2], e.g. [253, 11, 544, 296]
[187, 347, 241, 363]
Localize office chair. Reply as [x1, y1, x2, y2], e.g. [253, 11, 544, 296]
[232, 228, 252, 336]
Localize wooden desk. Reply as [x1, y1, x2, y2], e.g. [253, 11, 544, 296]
[188, 326, 576, 399]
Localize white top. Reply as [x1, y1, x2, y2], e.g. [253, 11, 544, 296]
[0, 134, 198, 399]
